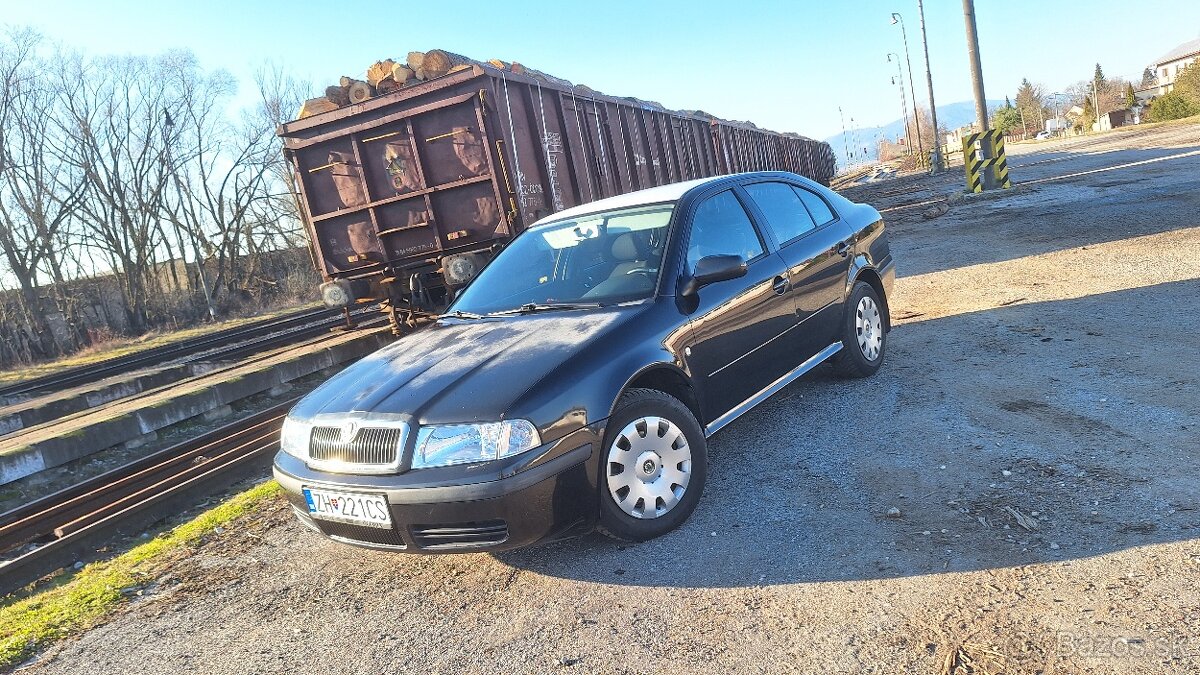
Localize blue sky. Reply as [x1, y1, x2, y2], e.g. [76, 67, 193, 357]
[5, 0, 1199, 140]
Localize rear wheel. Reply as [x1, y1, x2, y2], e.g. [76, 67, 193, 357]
[833, 281, 887, 378]
[598, 388, 707, 542]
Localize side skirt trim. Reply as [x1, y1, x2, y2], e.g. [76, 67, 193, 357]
[704, 341, 843, 437]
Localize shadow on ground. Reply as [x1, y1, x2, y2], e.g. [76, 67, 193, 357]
[494, 280, 1200, 588]
[863, 144, 1200, 278]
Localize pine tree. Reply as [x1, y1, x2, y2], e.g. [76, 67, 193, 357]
[1142, 67, 1156, 87]
[1094, 63, 1106, 87]
[1124, 83, 1137, 108]
[1005, 95, 1013, 109]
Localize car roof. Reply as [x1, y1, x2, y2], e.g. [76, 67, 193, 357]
[528, 175, 731, 227]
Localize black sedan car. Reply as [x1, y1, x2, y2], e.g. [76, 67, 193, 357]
[274, 171, 893, 551]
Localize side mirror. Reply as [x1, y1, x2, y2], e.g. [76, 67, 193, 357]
[679, 254, 747, 297]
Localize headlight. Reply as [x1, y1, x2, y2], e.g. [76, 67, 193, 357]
[280, 417, 312, 459]
[412, 420, 541, 469]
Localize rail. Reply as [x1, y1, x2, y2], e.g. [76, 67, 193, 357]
[0, 306, 361, 402]
[0, 400, 293, 595]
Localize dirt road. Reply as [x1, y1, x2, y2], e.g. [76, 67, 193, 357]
[21, 122, 1200, 674]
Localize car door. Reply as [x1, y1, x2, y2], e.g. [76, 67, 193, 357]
[679, 189, 797, 422]
[740, 180, 854, 358]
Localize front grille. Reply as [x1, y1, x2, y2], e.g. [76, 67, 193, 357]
[309, 426, 403, 466]
[411, 520, 509, 550]
[316, 519, 408, 548]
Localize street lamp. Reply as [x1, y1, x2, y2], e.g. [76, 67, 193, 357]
[886, 53, 912, 155]
[889, 13, 925, 164]
[1050, 92, 1067, 136]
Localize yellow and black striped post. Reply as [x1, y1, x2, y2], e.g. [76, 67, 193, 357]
[963, 134, 983, 193]
[992, 134, 1011, 188]
[962, 129, 1011, 192]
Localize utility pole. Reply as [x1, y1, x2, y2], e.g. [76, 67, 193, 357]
[890, 13, 925, 164]
[917, 0, 943, 173]
[850, 116, 862, 168]
[887, 53, 912, 155]
[962, 0, 988, 134]
[838, 106, 850, 171]
[1093, 75, 1101, 132]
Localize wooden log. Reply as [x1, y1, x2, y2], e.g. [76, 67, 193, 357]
[487, 59, 509, 70]
[339, 75, 354, 88]
[366, 59, 397, 87]
[348, 80, 373, 104]
[390, 64, 413, 84]
[406, 51, 425, 74]
[299, 97, 339, 119]
[325, 85, 350, 106]
[376, 77, 401, 95]
[419, 49, 468, 80]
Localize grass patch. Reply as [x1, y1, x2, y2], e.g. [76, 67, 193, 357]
[0, 480, 281, 670]
[0, 303, 319, 386]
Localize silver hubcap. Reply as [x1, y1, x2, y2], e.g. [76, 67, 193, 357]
[856, 296, 883, 361]
[606, 416, 692, 520]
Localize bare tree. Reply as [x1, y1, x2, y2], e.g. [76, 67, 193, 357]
[162, 58, 286, 310]
[0, 31, 319, 368]
[0, 29, 91, 356]
[57, 52, 184, 333]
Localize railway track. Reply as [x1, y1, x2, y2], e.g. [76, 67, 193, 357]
[0, 305, 361, 402]
[0, 400, 293, 595]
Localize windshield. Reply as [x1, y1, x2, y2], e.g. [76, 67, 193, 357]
[448, 204, 674, 315]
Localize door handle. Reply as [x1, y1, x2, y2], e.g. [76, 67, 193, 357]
[836, 240, 852, 257]
[771, 275, 790, 295]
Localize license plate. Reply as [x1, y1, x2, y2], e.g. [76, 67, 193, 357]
[302, 487, 392, 529]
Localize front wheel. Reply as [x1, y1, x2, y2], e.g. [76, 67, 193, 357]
[598, 388, 707, 542]
[833, 281, 887, 378]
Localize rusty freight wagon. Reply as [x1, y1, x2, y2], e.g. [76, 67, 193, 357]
[278, 63, 836, 331]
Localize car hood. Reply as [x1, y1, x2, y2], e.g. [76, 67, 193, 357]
[289, 305, 644, 425]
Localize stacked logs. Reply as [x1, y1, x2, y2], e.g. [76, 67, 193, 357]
[295, 49, 641, 119]
[299, 49, 492, 118]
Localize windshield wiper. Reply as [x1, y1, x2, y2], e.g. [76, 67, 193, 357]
[487, 302, 604, 316]
[443, 309, 485, 320]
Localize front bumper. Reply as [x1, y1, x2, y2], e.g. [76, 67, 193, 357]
[272, 427, 600, 553]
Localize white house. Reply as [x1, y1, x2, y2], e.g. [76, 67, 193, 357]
[1141, 37, 1200, 99]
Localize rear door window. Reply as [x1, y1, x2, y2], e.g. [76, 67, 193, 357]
[743, 182, 818, 246]
[685, 191, 765, 271]
[792, 186, 837, 226]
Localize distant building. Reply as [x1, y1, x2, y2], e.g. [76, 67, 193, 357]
[945, 122, 981, 150]
[1136, 37, 1200, 102]
[1096, 109, 1135, 132]
[1045, 118, 1068, 132]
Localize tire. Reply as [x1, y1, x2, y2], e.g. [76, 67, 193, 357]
[597, 388, 707, 542]
[833, 281, 887, 378]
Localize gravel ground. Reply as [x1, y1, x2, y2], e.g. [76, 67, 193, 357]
[18, 122, 1200, 675]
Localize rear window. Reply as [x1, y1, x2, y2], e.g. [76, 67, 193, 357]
[743, 182, 817, 245]
[793, 186, 836, 226]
